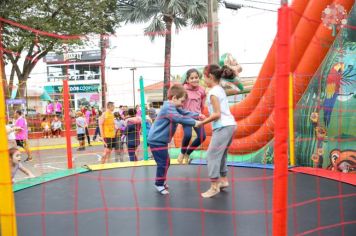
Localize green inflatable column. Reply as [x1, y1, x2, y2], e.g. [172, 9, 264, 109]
[139, 76, 149, 161]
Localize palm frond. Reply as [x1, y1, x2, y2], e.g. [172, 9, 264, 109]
[173, 17, 188, 31]
[144, 15, 166, 41]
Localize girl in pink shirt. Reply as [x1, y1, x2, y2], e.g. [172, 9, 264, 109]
[177, 68, 206, 164]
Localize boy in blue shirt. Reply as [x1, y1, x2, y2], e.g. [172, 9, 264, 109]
[148, 84, 201, 195]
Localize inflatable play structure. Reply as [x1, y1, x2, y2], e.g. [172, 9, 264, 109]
[174, 0, 356, 173]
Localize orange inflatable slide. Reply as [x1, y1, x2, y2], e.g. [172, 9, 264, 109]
[174, 0, 354, 154]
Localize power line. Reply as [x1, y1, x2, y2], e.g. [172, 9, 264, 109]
[243, 0, 280, 6]
[110, 62, 263, 70]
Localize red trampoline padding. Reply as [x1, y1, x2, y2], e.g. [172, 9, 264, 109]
[290, 167, 356, 186]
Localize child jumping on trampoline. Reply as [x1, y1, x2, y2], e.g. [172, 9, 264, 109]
[177, 68, 206, 165]
[197, 64, 237, 198]
[148, 84, 202, 195]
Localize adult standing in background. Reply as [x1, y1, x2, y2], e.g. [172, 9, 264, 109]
[46, 100, 54, 115]
[54, 99, 63, 117]
[84, 106, 92, 146]
[14, 110, 32, 161]
[99, 101, 116, 164]
[91, 106, 97, 123]
[6, 120, 19, 148]
[135, 104, 142, 117]
[92, 110, 102, 142]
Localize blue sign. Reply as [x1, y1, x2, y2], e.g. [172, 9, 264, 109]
[6, 98, 26, 105]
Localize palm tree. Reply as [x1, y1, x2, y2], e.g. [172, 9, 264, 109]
[117, 0, 208, 100]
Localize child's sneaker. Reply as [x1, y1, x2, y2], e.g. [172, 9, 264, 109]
[183, 154, 192, 165]
[201, 185, 220, 198]
[219, 181, 229, 190]
[177, 153, 184, 164]
[155, 185, 169, 195]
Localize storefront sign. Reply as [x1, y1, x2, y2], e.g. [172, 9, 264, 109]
[44, 50, 101, 63]
[45, 84, 100, 94]
[63, 52, 82, 61]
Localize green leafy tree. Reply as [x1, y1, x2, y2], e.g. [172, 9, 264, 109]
[0, 0, 120, 98]
[117, 0, 208, 100]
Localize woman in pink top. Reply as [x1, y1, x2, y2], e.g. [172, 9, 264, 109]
[14, 110, 32, 161]
[177, 68, 206, 164]
[46, 101, 54, 115]
[54, 99, 62, 117]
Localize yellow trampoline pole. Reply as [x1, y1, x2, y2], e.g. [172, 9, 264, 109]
[289, 73, 296, 166]
[0, 22, 18, 236]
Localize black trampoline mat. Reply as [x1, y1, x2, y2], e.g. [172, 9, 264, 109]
[15, 166, 356, 236]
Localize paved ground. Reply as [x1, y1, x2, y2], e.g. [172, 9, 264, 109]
[13, 137, 136, 183]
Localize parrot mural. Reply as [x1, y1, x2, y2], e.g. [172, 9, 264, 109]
[322, 60, 356, 127]
[323, 62, 344, 127]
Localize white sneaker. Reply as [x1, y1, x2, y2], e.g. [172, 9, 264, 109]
[155, 185, 169, 195]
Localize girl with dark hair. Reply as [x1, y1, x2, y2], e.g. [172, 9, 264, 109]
[114, 111, 126, 162]
[9, 147, 35, 182]
[177, 68, 206, 164]
[125, 108, 141, 161]
[198, 64, 237, 198]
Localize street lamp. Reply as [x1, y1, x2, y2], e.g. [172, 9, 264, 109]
[130, 67, 137, 107]
[110, 67, 137, 107]
[223, 1, 278, 12]
[224, 1, 242, 10]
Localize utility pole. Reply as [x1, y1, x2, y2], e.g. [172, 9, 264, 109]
[130, 67, 137, 107]
[207, 0, 219, 64]
[100, 34, 108, 109]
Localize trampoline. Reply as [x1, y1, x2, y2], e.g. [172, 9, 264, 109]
[15, 164, 356, 236]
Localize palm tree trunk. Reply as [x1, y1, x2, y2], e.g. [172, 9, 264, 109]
[163, 16, 173, 101]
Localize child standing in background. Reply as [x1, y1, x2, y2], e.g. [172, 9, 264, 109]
[114, 112, 126, 162]
[177, 68, 206, 164]
[125, 108, 141, 161]
[76, 111, 86, 151]
[198, 64, 237, 198]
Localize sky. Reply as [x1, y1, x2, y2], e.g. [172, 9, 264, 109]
[14, 0, 281, 106]
[105, 1, 280, 105]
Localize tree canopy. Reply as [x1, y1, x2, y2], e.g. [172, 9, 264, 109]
[0, 0, 120, 98]
[117, 0, 208, 100]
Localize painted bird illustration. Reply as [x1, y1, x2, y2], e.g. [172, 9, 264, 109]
[323, 62, 344, 127]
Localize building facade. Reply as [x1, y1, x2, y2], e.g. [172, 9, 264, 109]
[43, 50, 102, 111]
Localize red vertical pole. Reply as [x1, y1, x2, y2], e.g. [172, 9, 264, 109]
[63, 79, 73, 169]
[273, 3, 290, 236]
